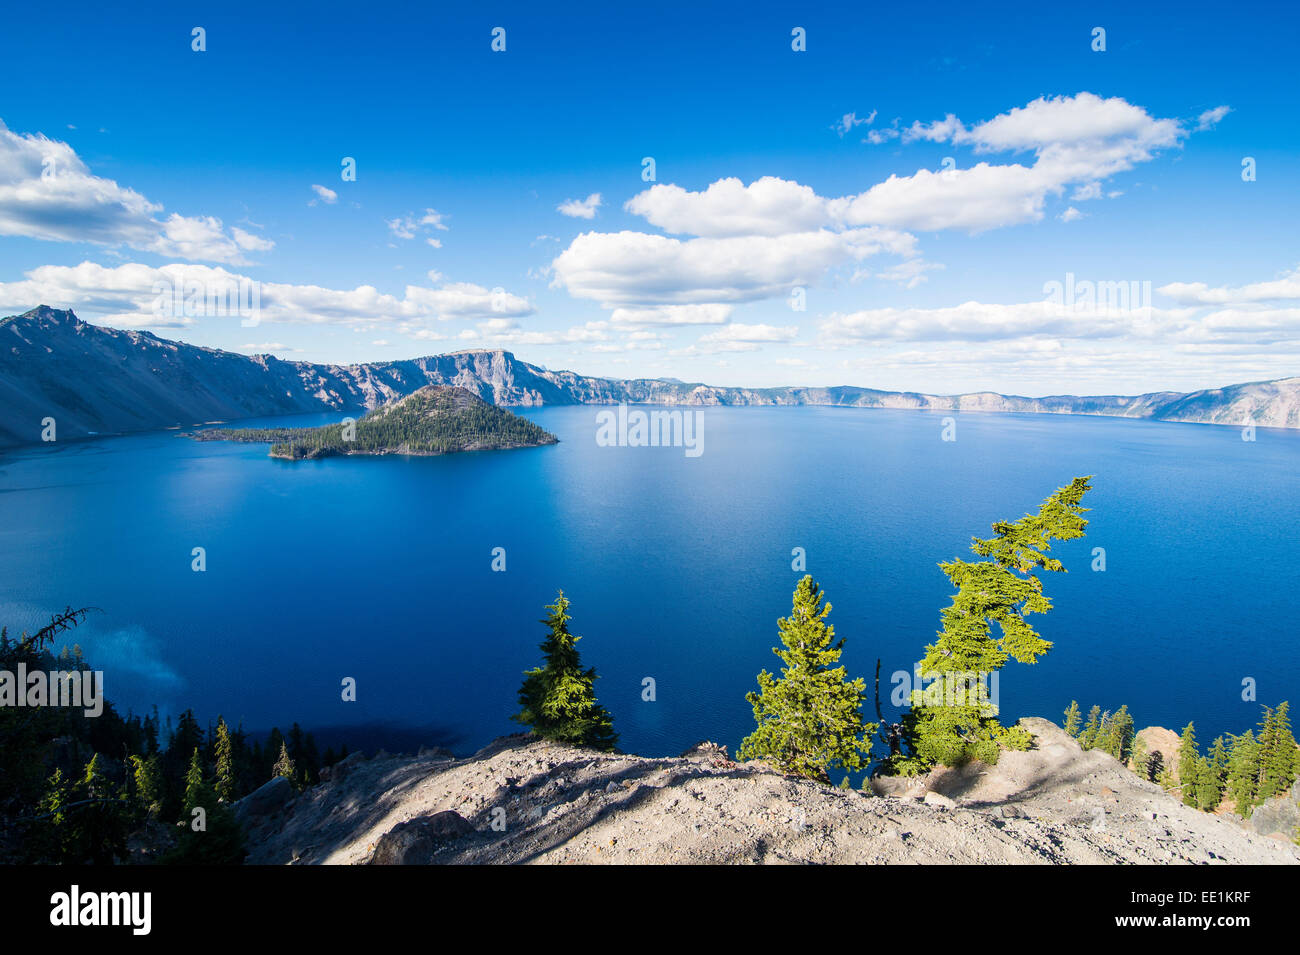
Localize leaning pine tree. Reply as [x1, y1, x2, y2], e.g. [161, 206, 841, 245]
[513, 592, 617, 751]
[738, 575, 875, 782]
[896, 476, 1092, 774]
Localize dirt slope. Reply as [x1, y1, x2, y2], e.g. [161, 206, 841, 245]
[240, 719, 1298, 865]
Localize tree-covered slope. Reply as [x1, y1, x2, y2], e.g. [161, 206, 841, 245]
[198, 385, 557, 459]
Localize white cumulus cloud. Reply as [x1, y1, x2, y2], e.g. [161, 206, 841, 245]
[0, 119, 272, 263]
[557, 193, 602, 219]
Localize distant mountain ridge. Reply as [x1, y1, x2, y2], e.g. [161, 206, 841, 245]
[2, 305, 1297, 446]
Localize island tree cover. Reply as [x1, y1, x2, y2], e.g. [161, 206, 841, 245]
[513, 592, 618, 751]
[738, 576, 876, 782]
[200, 384, 557, 459]
[893, 477, 1092, 774]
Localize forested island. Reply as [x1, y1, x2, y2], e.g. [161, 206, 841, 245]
[193, 385, 558, 459]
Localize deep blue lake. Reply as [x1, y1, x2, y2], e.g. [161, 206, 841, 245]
[1, 405, 1296, 758]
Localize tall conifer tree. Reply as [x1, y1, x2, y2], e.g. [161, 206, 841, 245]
[1177, 722, 1199, 806]
[214, 717, 236, 802]
[739, 576, 874, 781]
[272, 742, 297, 784]
[1063, 700, 1082, 737]
[1257, 702, 1298, 800]
[898, 477, 1091, 772]
[1226, 730, 1260, 815]
[513, 592, 617, 751]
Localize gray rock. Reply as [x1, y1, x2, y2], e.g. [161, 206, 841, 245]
[370, 811, 473, 865]
[923, 791, 956, 810]
[1244, 781, 1300, 838]
[867, 774, 926, 799]
[680, 741, 729, 761]
[235, 775, 295, 821]
[418, 746, 456, 761]
[322, 751, 368, 783]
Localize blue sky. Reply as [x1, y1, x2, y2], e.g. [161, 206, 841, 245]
[1, 0, 1297, 393]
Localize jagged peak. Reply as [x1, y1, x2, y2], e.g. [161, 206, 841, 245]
[4, 305, 82, 327]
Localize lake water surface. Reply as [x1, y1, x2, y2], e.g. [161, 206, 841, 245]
[1, 405, 1296, 757]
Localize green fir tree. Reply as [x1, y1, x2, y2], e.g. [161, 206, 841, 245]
[128, 753, 163, 818]
[1063, 700, 1082, 737]
[213, 717, 237, 802]
[1257, 702, 1298, 801]
[163, 749, 246, 865]
[513, 592, 618, 751]
[1226, 730, 1260, 816]
[898, 478, 1091, 772]
[738, 576, 874, 781]
[1177, 722, 1199, 807]
[272, 742, 297, 784]
[1081, 705, 1103, 750]
[1104, 705, 1134, 762]
[1195, 757, 1223, 811]
[1130, 735, 1150, 779]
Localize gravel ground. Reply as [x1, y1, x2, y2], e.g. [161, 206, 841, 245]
[241, 718, 1299, 865]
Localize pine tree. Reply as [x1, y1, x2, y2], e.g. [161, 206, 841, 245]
[35, 755, 130, 865]
[272, 741, 297, 784]
[1177, 722, 1199, 806]
[1226, 730, 1260, 816]
[1081, 705, 1102, 750]
[29, 768, 71, 862]
[1148, 749, 1165, 783]
[129, 753, 163, 817]
[1207, 734, 1229, 798]
[738, 576, 874, 781]
[899, 478, 1091, 772]
[263, 727, 285, 781]
[1195, 756, 1223, 811]
[1258, 702, 1297, 801]
[1104, 705, 1134, 762]
[164, 748, 246, 865]
[214, 717, 237, 802]
[1063, 700, 1082, 737]
[182, 749, 206, 812]
[513, 592, 617, 751]
[81, 754, 129, 864]
[1130, 735, 1150, 780]
[161, 708, 204, 820]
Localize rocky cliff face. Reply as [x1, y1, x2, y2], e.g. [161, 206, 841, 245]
[2, 306, 1297, 447]
[237, 719, 1298, 865]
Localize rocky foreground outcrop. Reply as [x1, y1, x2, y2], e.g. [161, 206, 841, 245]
[238, 720, 1299, 865]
